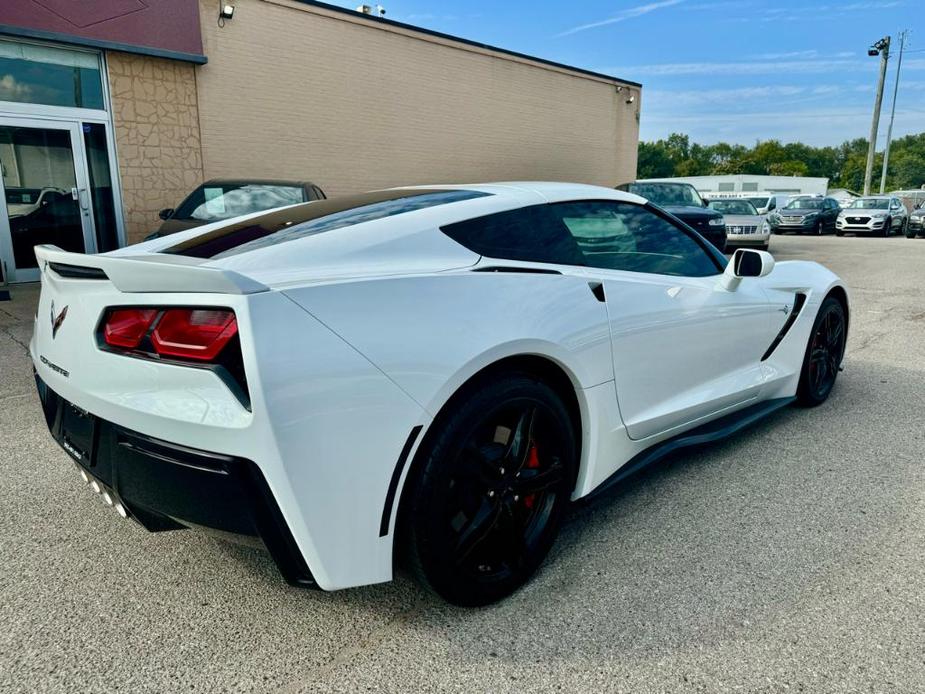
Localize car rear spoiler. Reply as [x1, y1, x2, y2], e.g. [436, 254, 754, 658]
[34, 245, 268, 295]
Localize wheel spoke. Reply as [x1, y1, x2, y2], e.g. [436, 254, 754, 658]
[514, 460, 565, 496]
[458, 442, 503, 484]
[827, 317, 844, 350]
[454, 496, 503, 565]
[504, 407, 536, 473]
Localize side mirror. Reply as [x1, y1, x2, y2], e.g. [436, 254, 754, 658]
[158, 208, 174, 221]
[720, 249, 774, 291]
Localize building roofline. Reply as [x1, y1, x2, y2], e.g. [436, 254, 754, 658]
[0, 24, 207, 64]
[290, 0, 642, 88]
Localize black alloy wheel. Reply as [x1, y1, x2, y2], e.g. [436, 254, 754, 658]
[816, 219, 825, 235]
[797, 297, 847, 406]
[401, 374, 576, 606]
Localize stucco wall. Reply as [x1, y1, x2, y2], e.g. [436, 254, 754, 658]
[107, 51, 203, 244]
[195, 0, 640, 198]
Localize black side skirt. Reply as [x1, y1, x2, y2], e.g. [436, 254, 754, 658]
[585, 397, 795, 502]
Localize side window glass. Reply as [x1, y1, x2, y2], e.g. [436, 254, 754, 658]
[769, 199, 776, 211]
[441, 205, 585, 266]
[552, 201, 722, 277]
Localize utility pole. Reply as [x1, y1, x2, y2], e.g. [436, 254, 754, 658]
[880, 30, 907, 194]
[864, 36, 890, 196]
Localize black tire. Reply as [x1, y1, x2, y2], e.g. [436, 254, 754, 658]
[401, 373, 577, 606]
[815, 219, 825, 235]
[835, 229, 844, 237]
[882, 217, 891, 237]
[797, 297, 846, 407]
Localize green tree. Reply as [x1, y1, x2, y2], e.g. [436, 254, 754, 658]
[634, 131, 925, 192]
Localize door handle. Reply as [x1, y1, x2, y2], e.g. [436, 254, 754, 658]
[77, 188, 90, 211]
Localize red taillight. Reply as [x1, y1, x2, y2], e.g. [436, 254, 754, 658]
[151, 309, 238, 361]
[103, 308, 158, 348]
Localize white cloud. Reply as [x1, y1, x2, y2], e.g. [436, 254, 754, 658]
[751, 50, 819, 60]
[640, 106, 925, 146]
[606, 56, 925, 77]
[557, 0, 685, 37]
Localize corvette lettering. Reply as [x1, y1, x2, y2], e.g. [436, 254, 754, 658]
[40, 355, 69, 378]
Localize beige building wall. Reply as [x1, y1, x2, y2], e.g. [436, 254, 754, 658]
[195, 0, 640, 198]
[107, 51, 204, 244]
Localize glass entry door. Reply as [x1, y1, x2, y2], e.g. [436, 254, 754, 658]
[0, 117, 96, 283]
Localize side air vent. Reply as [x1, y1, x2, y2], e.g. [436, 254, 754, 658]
[472, 266, 561, 275]
[48, 262, 108, 280]
[761, 293, 807, 361]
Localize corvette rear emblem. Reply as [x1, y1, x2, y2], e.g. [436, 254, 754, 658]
[50, 301, 68, 339]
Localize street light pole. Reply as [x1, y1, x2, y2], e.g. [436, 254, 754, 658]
[880, 30, 907, 194]
[864, 36, 890, 196]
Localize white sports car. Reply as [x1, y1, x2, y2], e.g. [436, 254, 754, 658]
[30, 183, 849, 606]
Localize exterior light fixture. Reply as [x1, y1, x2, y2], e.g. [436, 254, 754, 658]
[218, 2, 234, 27]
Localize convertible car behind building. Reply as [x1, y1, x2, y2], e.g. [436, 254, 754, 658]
[30, 183, 849, 605]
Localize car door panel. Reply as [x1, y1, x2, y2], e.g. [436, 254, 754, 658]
[597, 271, 776, 440]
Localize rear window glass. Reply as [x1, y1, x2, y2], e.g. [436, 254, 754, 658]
[164, 189, 490, 259]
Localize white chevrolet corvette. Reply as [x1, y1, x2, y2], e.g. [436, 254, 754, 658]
[30, 183, 848, 605]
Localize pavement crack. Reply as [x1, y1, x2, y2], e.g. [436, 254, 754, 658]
[0, 392, 31, 403]
[1, 327, 30, 355]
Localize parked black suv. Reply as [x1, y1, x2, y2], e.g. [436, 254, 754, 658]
[768, 196, 840, 235]
[617, 181, 727, 251]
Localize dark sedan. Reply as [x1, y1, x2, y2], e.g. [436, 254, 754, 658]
[148, 179, 326, 239]
[617, 181, 726, 252]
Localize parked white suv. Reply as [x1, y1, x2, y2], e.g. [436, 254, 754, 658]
[744, 194, 791, 215]
[836, 196, 908, 237]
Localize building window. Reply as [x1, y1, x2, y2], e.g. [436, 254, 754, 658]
[741, 182, 758, 192]
[718, 182, 735, 192]
[0, 39, 104, 110]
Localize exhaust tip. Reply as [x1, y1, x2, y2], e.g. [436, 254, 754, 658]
[79, 469, 89, 484]
[114, 502, 128, 519]
[90, 480, 101, 494]
[102, 491, 114, 506]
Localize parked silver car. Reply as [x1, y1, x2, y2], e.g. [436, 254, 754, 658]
[707, 199, 770, 250]
[835, 196, 908, 237]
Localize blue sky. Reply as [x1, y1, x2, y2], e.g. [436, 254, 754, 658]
[330, 1, 923, 147]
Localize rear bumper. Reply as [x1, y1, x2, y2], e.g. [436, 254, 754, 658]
[36, 373, 315, 588]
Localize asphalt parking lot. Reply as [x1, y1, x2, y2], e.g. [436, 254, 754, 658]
[1, 234, 923, 693]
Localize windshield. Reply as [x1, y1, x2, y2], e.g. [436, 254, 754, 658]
[165, 188, 491, 258]
[848, 198, 889, 209]
[709, 200, 759, 216]
[173, 183, 307, 221]
[628, 183, 705, 208]
[784, 198, 823, 210]
[746, 196, 771, 208]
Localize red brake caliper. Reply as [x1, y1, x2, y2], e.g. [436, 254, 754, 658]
[523, 443, 540, 509]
